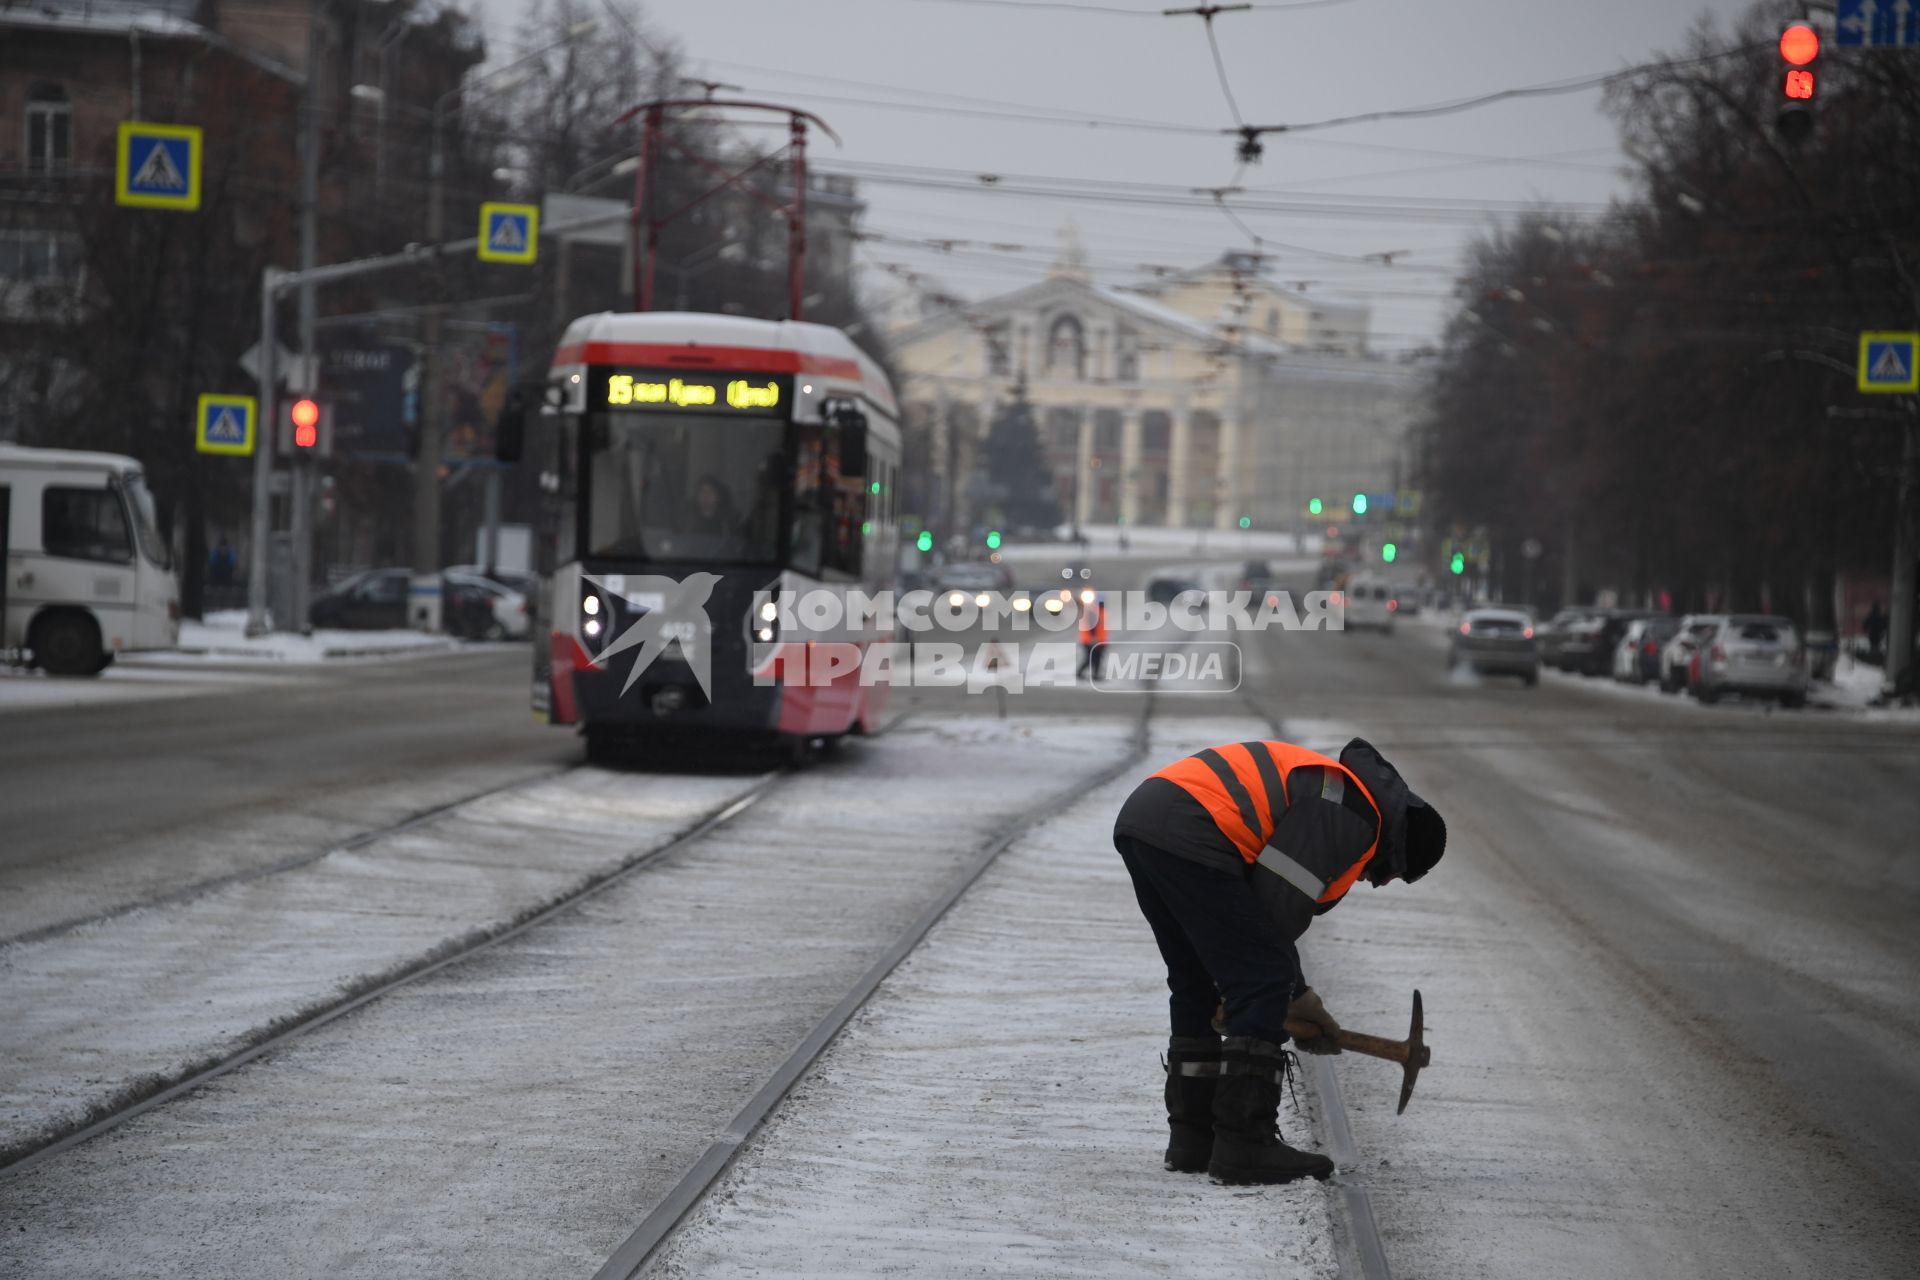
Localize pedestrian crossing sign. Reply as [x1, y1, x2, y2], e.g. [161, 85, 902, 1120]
[196, 393, 257, 457]
[116, 122, 202, 211]
[1858, 331, 1919, 394]
[478, 202, 539, 264]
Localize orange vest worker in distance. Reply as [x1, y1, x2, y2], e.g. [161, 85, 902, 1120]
[1078, 599, 1108, 646]
[1112, 737, 1447, 1186]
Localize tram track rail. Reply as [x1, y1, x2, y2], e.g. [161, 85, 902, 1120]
[1, 763, 581, 950]
[0, 769, 785, 1177]
[1243, 688, 1394, 1280]
[592, 696, 1157, 1280]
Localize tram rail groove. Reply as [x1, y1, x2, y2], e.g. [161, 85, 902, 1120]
[595, 699, 1157, 1280]
[0, 771, 785, 1178]
[1245, 689, 1393, 1280]
[1, 763, 581, 951]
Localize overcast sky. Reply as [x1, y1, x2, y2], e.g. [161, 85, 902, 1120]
[470, 0, 1759, 351]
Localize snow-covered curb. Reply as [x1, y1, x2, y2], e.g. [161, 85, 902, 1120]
[651, 717, 1338, 1279]
[174, 613, 459, 662]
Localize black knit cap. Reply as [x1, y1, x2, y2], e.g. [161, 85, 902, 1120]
[1402, 796, 1446, 882]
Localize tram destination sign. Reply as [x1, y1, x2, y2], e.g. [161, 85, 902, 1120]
[597, 369, 790, 415]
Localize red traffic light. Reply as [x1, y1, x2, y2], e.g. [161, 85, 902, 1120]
[1784, 69, 1815, 101]
[290, 398, 320, 449]
[1779, 23, 1818, 67]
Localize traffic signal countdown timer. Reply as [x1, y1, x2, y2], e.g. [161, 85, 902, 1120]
[1777, 21, 1818, 142]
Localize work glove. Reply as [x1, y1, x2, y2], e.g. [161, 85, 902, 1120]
[1287, 987, 1343, 1055]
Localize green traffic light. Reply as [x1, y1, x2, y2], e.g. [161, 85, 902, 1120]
[1238, 515, 1252, 529]
[1449, 552, 1465, 575]
[986, 530, 1002, 550]
[870, 481, 881, 495]
[1308, 498, 1323, 516]
[1381, 542, 1397, 563]
[916, 530, 934, 553]
[1351, 493, 1368, 516]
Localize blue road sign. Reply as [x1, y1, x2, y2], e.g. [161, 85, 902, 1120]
[1858, 332, 1919, 394]
[197, 393, 257, 456]
[478, 202, 539, 265]
[1837, 0, 1920, 48]
[116, 122, 202, 211]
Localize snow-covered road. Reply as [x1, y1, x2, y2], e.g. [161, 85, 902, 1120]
[650, 715, 1337, 1280]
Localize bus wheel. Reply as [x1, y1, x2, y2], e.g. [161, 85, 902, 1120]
[33, 611, 104, 678]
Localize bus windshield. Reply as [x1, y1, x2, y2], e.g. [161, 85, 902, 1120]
[122, 472, 171, 569]
[586, 411, 785, 564]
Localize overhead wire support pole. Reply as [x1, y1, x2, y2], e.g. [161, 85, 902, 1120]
[615, 99, 839, 320]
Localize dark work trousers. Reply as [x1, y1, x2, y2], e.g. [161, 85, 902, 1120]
[1116, 834, 1299, 1044]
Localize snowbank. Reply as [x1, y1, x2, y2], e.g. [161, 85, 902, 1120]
[173, 610, 457, 661]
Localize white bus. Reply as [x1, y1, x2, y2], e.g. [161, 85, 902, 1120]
[2, 444, 179, 675]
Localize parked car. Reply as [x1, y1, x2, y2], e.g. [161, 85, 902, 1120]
[1612, 616, 1679, 683]
[447, 563, 533, 596]
[309, 568, 409, 630]
[1691, 615, 1807, 707]
[1559, 609, 1651, 676]
[443, 570, 529, 640]
[1450, 608, 1539, 685]
[1537, 608, 1596, 670]
[1342, 575, 1396, 632]
[1658, 614, 1726, 693]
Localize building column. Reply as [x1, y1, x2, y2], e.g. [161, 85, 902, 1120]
[1214, 414, 1241, 531]
[1074, 405, 1094, 529]
[1119, 407, 1143, 527]
[1166, 407, 1192, 528]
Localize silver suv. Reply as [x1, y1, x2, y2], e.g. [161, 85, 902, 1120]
[1692, 615, 1807, 708]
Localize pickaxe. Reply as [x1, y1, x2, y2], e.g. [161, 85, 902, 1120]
[1286, 989, 1431, 1115]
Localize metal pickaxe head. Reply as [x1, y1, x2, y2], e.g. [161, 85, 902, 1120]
[1396, 988, 1430, 1115]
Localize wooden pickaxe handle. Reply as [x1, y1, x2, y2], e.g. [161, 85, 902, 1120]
[1284, 1021, 1430, 1068]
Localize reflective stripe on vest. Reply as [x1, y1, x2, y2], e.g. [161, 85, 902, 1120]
[1151, 740, 1383, 905]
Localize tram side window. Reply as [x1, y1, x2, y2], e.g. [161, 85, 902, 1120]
[821, 426, 865, 576]
[43, 486, 132, 563]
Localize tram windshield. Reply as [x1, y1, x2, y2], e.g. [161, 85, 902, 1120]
[585, 411, 786, 564]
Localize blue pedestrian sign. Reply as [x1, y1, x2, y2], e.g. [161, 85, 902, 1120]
[1836, 0, 1920, 48]
[478, 202, 539, 265]
[196, 393, 257, 456]
[1858, 332, 1919, 394]
[116, 122, 202, 211]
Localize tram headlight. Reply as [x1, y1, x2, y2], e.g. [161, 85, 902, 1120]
[583, 596, 600, 616]
[1043, 596, 1064, 615]
[974, 592, 991, 608]
[1013, 596, 1033, 613]
[759, 600, 778, 622]
[584, 618, 602, 638]
[757, 626, 775, 642]
[948, 591, 966, 608]
[1079, 588, 1096, 605]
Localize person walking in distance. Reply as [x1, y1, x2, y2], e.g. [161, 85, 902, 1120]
[1113, 737, 1447, 1183]
[1078, 593, 1109, 678]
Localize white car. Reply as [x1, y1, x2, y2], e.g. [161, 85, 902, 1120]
[443, 570, 530, 640]
[1342, 577, 1396, 632]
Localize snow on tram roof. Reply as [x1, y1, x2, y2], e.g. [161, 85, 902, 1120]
[551, 311, 896, 414]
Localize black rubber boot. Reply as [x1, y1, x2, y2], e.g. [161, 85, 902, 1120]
[1163, 1035, 1222, 1172]
[1208, 1036, 1335, 1185]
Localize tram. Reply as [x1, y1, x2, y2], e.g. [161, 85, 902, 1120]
[524, 311, 902, 758]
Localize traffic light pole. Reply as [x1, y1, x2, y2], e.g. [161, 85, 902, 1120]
[291, 0, 322, 635]
[239, 206, 630, 635]
[1886, 414, 1918, 701]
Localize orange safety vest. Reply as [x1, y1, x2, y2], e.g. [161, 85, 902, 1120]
[1150, 741, 1382, 908]
[1079, 603, 1109, 646]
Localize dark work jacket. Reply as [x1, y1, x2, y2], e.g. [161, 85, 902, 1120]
[1114, 737, 1420, 993]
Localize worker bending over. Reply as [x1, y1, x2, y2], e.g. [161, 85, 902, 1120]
[1113, 737, 1446, 1184]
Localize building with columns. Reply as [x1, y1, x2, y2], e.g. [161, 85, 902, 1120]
[887, 247, 1422, 539]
